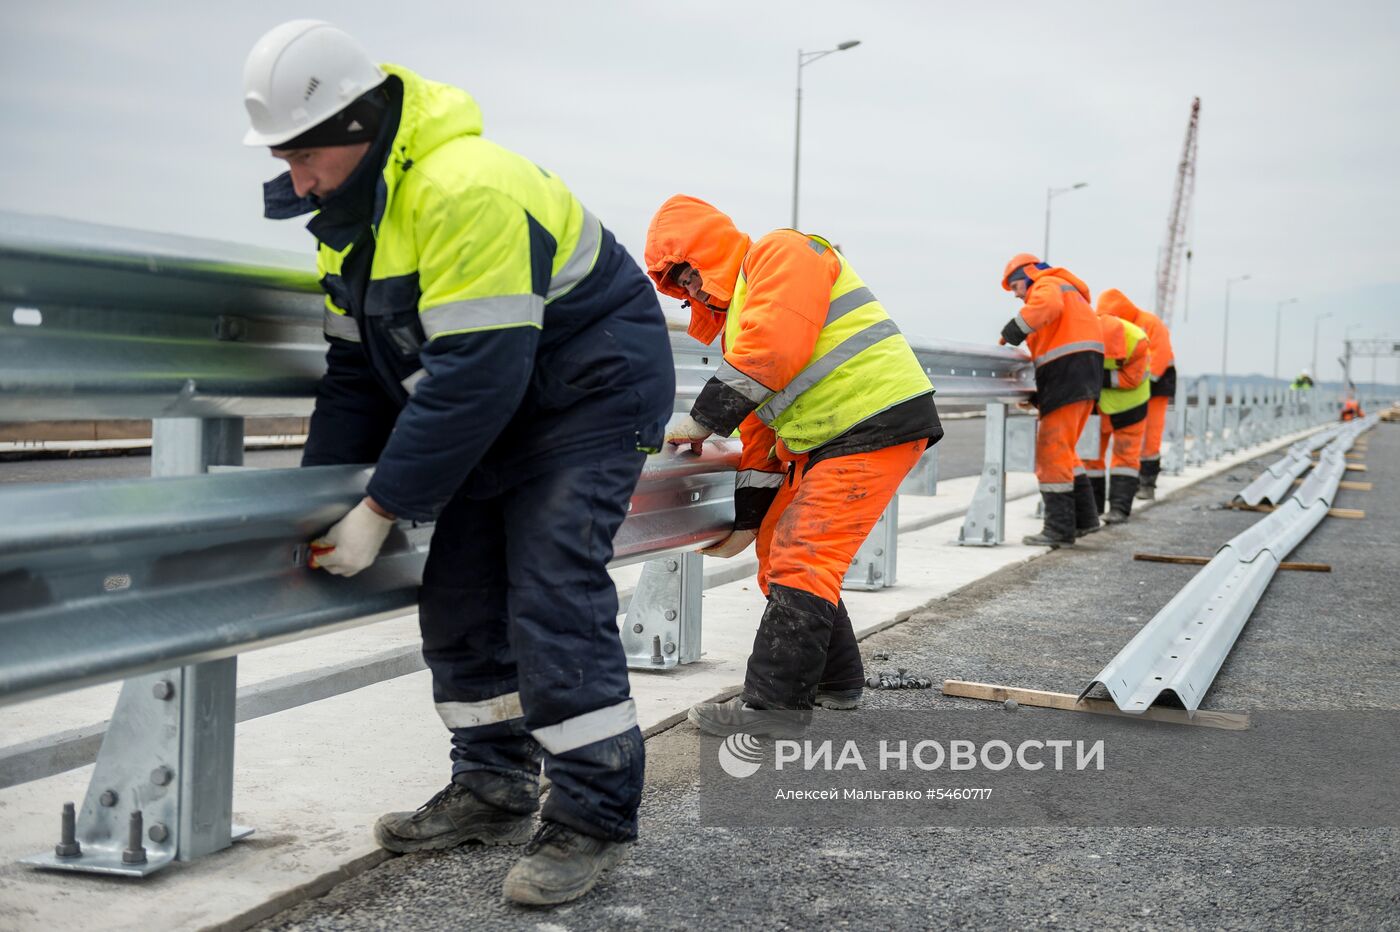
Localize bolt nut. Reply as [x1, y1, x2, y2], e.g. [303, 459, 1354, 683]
[148, 823, 170, 844]
[632, 623, 644, 634]
[664, 609, 677, 621]
[150, 766, 174, 787]
[663, 641, 677, 655]
[665, 559, 679, 572]
[152, 680, 175, 701]
[99, 790, 118, 808]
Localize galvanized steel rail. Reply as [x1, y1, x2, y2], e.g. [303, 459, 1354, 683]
[1081, 416, 1376, 713]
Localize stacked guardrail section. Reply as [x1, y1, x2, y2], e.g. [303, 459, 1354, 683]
[1082, 415, 1377, 714]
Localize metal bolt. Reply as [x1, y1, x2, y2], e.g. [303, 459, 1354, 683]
[631, 623, 644, 634]
[665, 559, 678, 572]
[148, 822, 169, 844]
[99, 790, 118, 808]
[152, 680, 175, 701]
[874, 549, 884, 557]
[664, 609, 677, 621]
[122, 811, 147, 865]
[150, 766, 173, 787]
[650, 635, 664, 665]
[663, 641, 677, 655]
[55, 802, 82, 858]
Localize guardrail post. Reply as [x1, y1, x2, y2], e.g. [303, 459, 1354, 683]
[1188, 379, 1208, 467]
[622, 553, 703, 669]
[24, 417, 253, 876]
[898, 444, 939, 496]
[844, 498, 899, 590]
[1164, 373, 1187, 474]
[1224, 381, 1241, 453]
[958, 402, 1008, 546]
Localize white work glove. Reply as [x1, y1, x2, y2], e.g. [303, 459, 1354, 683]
[701, 528, 758, 558]
[309, 499, 395, 577]
[665, 414, 713, 454]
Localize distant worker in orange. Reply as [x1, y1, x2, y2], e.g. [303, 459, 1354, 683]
[645, 196, 943, 735]
[1086, 309, 1151, 524]
[1097, 288, 1176, 501]
[998, 254, 1105, 548]
[1340, 393, 1364, 421]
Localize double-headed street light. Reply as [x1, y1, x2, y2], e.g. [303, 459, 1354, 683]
[1273, 297, 1298, 381]
[1222, 273, 1252, 386]
[792, 39, 861, 229]
[1043, 182, 1088, 260]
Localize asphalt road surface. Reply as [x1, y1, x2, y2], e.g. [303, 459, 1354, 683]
[256, 422, 1399, 931]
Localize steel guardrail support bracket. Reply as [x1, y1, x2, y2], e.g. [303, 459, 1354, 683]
[844, 497, 899, 590]
[622, 553, 704, 670]
[958, 403, 1008, 546]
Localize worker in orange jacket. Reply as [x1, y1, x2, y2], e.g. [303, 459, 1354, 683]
[1086, 312, 1152, 524]
[644, 196, 943, 736]
[1097, 289, 1176, 501]
[1340, 394, 1364, 421]
[998, 254, 1105, 547]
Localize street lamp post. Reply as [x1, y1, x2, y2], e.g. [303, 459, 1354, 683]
[1273, 297, 1298, 381]
[1222, 273, 1252, 390]
[1043, 182, 1088, 260]
[792, 40, 861, 229]
[1310, 311, 1333, 380]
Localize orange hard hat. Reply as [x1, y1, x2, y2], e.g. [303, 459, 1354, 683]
[1002, 252, 1041, 290]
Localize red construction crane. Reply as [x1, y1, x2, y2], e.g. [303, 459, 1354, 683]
[1155, 97, 1201, 328]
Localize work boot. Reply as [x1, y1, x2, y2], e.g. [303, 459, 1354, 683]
[1072, 474, 1101, 538]
[814, 687, 863, 710]
[1136, 459, 1160, 500]
[1103, 474, 1140, 524]
[1088, 475, 1107, 514]
[1022, 491, 1076, 548]
[688, 696, 810, 738]
[374, 780, 535, 853]
[502, 821, 630, 906]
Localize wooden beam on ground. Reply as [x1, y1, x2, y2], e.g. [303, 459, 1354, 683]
[940, 680, 1250, 731]
[1133, 552, 1331, 572]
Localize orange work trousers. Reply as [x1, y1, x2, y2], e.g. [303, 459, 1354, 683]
[1085, 413, 1147, 477]
[1140, 395, 1169, 464]
[1034, 399, 1094, 493]
[756, 439, 927, 606]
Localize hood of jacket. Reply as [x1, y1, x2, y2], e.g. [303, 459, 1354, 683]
[1097, 287, 1144, 324]
[1027, 263, 1092, 303]
[644, 195, 752, 344]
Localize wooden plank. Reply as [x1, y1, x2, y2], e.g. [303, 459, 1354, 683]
[1345, 464, 1368, 472]
[1133, 552, 1331, 572]
[1328, 507, 1365, 519]
[941, 680, 1250, 731]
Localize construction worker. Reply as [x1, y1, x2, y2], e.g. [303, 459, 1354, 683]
[998, 254, 1105, 547]
[1085, 311, 1151, 523]
[1291, 368, 1316, 390]
[242, 21, 674, 905]
[643, 196, 942, 735]
[1340, 393, 1364, 421]
[1097, 288, 1175, 501]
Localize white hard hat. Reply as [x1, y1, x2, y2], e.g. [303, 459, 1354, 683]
[242, 20, 385, 147]
[1301, 367, 1312, 377]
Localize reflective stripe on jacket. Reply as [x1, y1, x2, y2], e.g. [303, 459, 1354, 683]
[719, 234, 933, 455]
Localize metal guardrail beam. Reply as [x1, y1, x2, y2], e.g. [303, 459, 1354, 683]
[1081, 416, 1375, 713]
[0, 443, 738, 708]
[1235, 425, 1343, 506]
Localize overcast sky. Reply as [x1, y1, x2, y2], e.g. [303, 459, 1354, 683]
[3, 1, 1397, 385]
